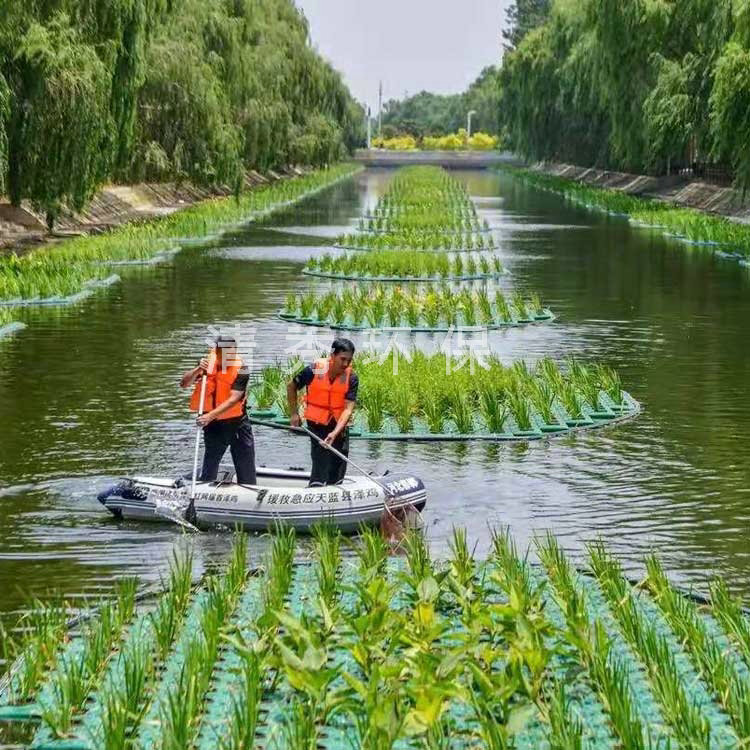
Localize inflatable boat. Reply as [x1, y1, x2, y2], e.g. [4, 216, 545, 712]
[97, 466, 427, 533]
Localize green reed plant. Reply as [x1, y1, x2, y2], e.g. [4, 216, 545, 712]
[545, 681, 584, 750]
[709, 580, 750, 668]
[589, 543, 711, 749]
[646, 555, 750, 739]
[282, 284, 550, 330]
[0, 165, 359, 304]
[449, 386, 474, 434]
[11, 600, 68, 701]
[479, 383, 508, 434]
[494, 290, 512, 322]
[251, 351, 635, 439]
[41, 654, 89, 737]
[313, 524, 342, 611]
[259, 523, 296, 632]
[219, 650, 263, 750]
[531, 381, 557, 425]
[536, 533, 654, 750]
[97, 640, 152, 750]
[507, 382, 533, 431]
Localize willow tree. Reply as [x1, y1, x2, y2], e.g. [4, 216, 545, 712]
[499, 0, 738, 177]
[134, 35, 243, 188]
[710, 1, 750, 191]
[6, 14, 112, 226]
[0, 73, 8, 195]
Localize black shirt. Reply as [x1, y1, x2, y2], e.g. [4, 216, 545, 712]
[231, 372, 250, 393]
[293, 366, 358, 402]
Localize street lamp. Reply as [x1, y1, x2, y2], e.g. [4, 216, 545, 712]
[467, 110, 477, 139]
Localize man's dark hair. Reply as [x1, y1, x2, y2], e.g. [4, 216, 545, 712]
[216, 335, 237, 349]
[331, 338, 355, 355]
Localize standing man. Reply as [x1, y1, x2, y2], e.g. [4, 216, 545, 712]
[180, 335, 257, 485]
[287, 338, 358, 486]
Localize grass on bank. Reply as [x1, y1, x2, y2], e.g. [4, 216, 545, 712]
[510, 168, 750, 257]
[0, 164, 360, 304]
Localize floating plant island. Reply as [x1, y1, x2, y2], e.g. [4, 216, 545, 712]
[303, 251, 507, 282]
[278, 285, 554, 332]
[336, 166, 499, 253]
[1, 528, 748, 749]
[248, 352, 639, 441]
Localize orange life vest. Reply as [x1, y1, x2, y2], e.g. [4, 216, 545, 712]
[189, 349, 246, 420]
[304, 358, 352, 425]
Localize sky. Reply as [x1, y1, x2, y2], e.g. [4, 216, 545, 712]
[295, 0, 510, 114]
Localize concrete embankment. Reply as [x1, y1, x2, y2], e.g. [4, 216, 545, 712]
[0, 167, 308, 254]
[530, 161, 750, 223]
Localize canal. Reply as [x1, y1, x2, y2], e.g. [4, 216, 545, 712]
[1, 167, 750, 623]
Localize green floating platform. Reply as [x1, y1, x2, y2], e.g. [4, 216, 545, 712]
[2, 531, 749, 750]
[277, 308, 556, 332]
[301, 268, 506, 283]
[334, 243, 492, 254]
[248, 390, 640, 441]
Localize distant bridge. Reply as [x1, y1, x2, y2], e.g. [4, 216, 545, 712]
[353, 149, 522, 169]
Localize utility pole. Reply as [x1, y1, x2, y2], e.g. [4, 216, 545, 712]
[378, 81, 383, 138]
[467, 110, 477, 139]
[366, 106, 372, 150]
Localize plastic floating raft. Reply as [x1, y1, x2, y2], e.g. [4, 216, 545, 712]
[277, 307, 556, 333]
[301, 268, 507, 283]
[1, 529, 749, 750]
[249, 391, 640, 442]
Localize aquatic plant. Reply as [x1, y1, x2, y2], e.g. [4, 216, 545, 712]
[250, 351, 635, 438]
[646, 555, 750, 738]
[709, 579, 750, 668]
[536, 533, 655, 750]
[0, 165, 360, 305]
[510, 168, 750, 258]
[280, 283, 551, 330]
[305, 251, 504, 281]
[589, 543, 711, 748]
[11, 600, 68, 701]
[312, 524, 342, 611]
[219, 650, 263, 750]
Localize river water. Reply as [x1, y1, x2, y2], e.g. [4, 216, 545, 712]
[1, 168, 750, 623]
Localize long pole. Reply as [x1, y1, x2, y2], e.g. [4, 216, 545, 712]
[190, 375, 208, 499]
[297, 423, 393, 498]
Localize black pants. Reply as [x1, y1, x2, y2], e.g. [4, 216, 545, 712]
[201, 416, 256, 485]
[307, 420, 349, 486]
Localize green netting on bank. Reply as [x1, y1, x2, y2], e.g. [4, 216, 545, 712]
[277, 307, 556, 332]
[249, 390, 639, 441]
[3, 530, 749, 750]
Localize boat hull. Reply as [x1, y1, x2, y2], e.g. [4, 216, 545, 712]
[98, 466, 426, 533]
